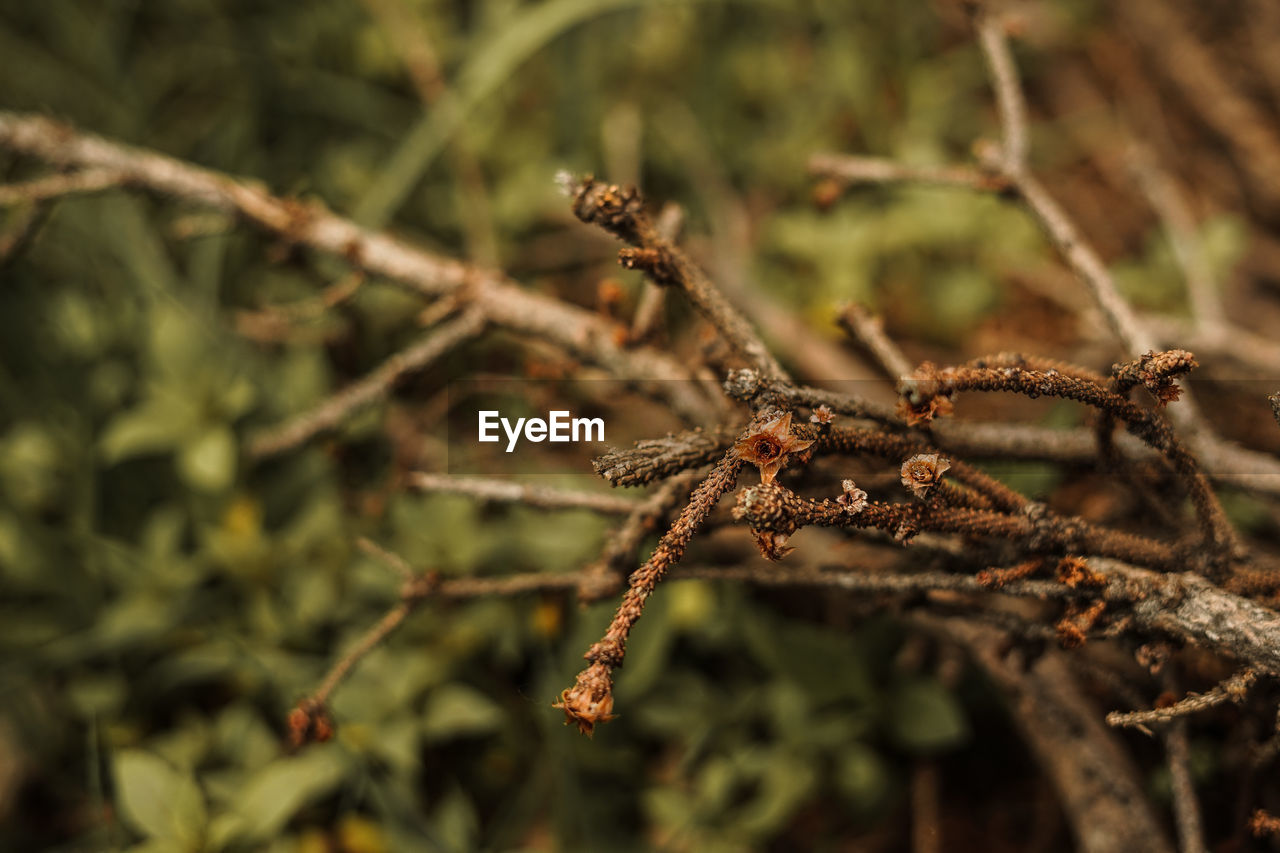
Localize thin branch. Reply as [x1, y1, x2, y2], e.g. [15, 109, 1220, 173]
[578, 470, 700, 603]
[566, 175, 789, 382]
[407, 472, 640, 515]
[629, 202, 683, 344]
[836, 303, 915, 381]
[247, 309, 485, 459]
[1127, 146, 1225, 331]
[723, 367, 899, 423]
[556, 439, 745, 735]
[0, 168, 128, 205]
[974, 11, 1030, 173]
[1106, 669, 1259, 730]
[1166, 712, 1209, 853]
[1119, 0, 1280, 214]
[592, 425, 735, 488]
[0, 111, 715, 425]
[807, 153, 998, 191]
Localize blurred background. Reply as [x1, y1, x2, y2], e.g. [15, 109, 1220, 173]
[3, 1, 1280, 850]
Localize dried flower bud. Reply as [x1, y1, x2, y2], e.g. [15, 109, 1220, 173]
[809, 405, 835, 425]
[900, 453, 951, 499]
[1055, 556, 1106, 589]
[896, 394, 954, 426]
[837, 479, 868, 514]
[553, 664, 616, 737]
[733, 413, 814, 484]
[288, 699, 335, 748]
[751, 528, 795, 561]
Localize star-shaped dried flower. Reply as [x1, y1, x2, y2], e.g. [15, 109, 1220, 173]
[809, 405, 835, 425]
[734, 413, 814, 484]
[896, 394, 954, 426]
[837, 479, 868, 513]
[900, 453, 951, 499]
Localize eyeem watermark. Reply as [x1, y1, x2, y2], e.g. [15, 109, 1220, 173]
[478, 410, 605, 452]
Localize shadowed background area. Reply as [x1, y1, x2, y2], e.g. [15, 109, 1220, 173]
[3, 1, 1280, 851]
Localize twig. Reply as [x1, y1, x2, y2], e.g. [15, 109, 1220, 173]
[1271, 393, 1280, 430]
[556, 439, 745, 735]
[0, 168, 128, 205]
[0, 111, 715, 425]
[898, 357, 1236, 554]
[807, 153, 998, 191]
[723, 367, 899, 423]
[836, 304, 915, 381]
[930, 616, 1176, 853]
[578, 471, 700, 603]
[1106, 669, 1259, 729]
[911, 762, 941, 853]
[735, 482, 1179, 570]
[1165, 710, 1209, 853]
[629, 202, 683, 344]
[566, 175, 789, 382]
[0, 200, 51, 267]
[592, 425, 736, 488]
[974, 10, 1030, 173]
[247, 309, 485, 458]
[407, 472, 640, 515]
[1119, 0, 1280, 214]
[1127, 146, 1225, 331]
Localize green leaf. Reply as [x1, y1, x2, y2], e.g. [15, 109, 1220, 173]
[114, 749, 207, 846]
[836, 742, 890, 808]
[887, 678, 969, 754]
[421, 684, 505, 741]
[100, 396, 196, 463]
[209, 747, 347, 847]
[178, 425, 237, 492]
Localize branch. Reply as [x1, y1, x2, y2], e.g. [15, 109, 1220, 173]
[565, 175, 789, 382]
[1106, 669, 1259, 730]
[928, 616, 1175, 853]
[807, 153, 998, 191]
[556, 440, 744, 735]
[974, 10, 1030, 173]
[0, 111, 716, 425]
[407, 472, 640, 515]
[835, 303, 915, 380]
[246, 309, 485, 459]
[592, 425, 736, 487]
[0, 168, 128, 205]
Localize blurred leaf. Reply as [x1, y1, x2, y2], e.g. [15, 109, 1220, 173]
[100, 396, 198, 463]
[208, 746, 347, 847]
[886, 678, 969, 754]
[421, 683, 505, 741]
[114, 749, 207, 846]
[177, 424, 237, 492]
[835, 742, 890, 809]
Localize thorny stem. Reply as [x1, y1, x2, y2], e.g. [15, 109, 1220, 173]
[555, 443, 743, 734]
[734, 482, 1181, 571]
[897, 358, 1236, 557]
[1106, 669, 1259, 730]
